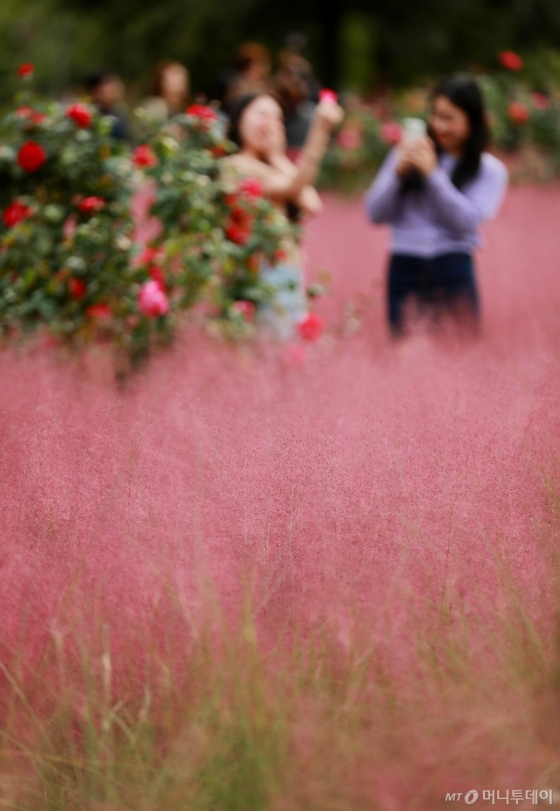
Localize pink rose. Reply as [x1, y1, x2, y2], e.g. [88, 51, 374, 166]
[531, 92, 550, 111]
[239, 178, 263, 199]
[381, 121, 403, 145]
[138, 280, 170, 317]
[63, 215, 77, 240]
[231, 300, 255, 321]
[319, 89, 338, 104]
[337, 129, 362, 150]
[16, 107, 45, 124]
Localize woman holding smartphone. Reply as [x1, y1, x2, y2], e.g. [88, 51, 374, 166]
[364, 74, 508, 336]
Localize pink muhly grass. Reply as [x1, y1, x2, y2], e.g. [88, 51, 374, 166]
[0, 188, 559, 807]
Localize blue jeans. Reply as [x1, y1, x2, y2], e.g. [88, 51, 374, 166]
[388, 253, 479, 336]
[259, 264, 307, 341]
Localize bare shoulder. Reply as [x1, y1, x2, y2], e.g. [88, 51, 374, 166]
[222, 153, 273, 179]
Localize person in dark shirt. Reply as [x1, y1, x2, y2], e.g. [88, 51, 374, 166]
[222, 43, 272, 112]
[84, 71, 131, 141]
[273, 50, 320, 157]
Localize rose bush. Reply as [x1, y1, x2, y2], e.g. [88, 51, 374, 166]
[136, 105, 297, 338]
[0, 84, 174, 371]
[0, 77, 297, 367]
[319, 103, 391, 192]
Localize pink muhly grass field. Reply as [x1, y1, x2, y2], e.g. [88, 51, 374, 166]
[1, 187, 560, 809]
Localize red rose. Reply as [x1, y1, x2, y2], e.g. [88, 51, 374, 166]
[16, 107, 45, 124]
[66, 103, 92, 128]
[17, 63, 34, 78]
[226, 222, 251, 245]
[319, 89, 338, 104]
[148, 265, 167, 293]
[246, 255, 260, 273]
[230, 206, 253, 228]
[239, 177, 263, 199]
[133, 145, 158, 168]
[138, 246, 165, 266]
[186, 104, 218, 121]
[3, 201, 33, 228]
[380, 121, 403, 145]
[78, 196, 105, 215]
[86, 303, 111, 319]
[231, 300, 255, 321]
[499, 51, 523, 71]
[69, 278, 86, 300]
[508, 101, 529, 124]
[17, 141, 47, 173]
[298, 312, 325, 342]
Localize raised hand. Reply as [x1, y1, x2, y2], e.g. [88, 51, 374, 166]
[396, 142, 417, 178]
[398, 136, 437, 177]
[314, 100, 344, 132]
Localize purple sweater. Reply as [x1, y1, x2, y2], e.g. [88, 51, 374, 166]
[364, 150, 508, 258]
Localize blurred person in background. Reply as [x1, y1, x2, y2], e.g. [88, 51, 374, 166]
[133, 61, 188, 250]
[85, 71, 131, 140]
[223, 92, 343, 339]
[273, 49, 320, 158]
[223, 43, 271, 110]
[364, 74, 508, 337]
[139, 60, 190, 122]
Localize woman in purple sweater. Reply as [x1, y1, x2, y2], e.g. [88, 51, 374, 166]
[364, 74, 508, 336]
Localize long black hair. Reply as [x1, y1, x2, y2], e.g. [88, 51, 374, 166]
[228, 92, 262, 145]
[430, 73, 490, 189]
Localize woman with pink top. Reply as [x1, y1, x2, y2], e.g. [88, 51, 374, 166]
[364, 74, 508, 336]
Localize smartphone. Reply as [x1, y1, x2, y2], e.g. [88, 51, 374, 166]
[402, 117, 427, 142]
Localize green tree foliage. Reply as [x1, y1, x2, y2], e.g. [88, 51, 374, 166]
[1, 0, 560, 102]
